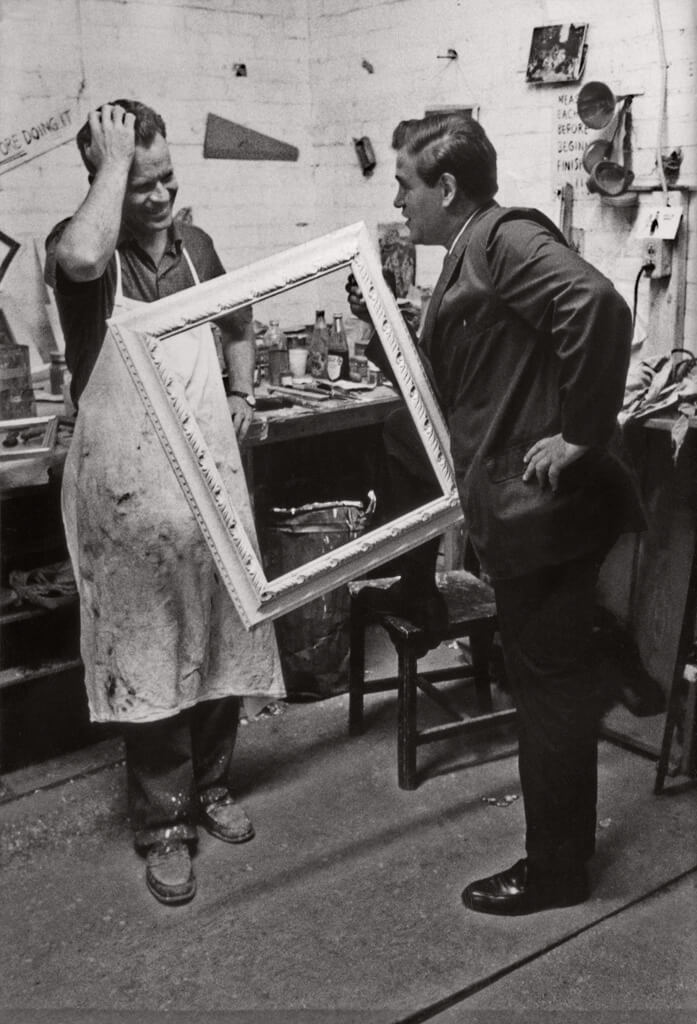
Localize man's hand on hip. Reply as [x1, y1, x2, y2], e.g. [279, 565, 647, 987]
[522, 434, 589, 492]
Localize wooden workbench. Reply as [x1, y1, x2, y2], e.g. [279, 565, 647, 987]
[242, 384, 401, 447]
[0, 384, 402, 491]
[598, 413, 697, 789]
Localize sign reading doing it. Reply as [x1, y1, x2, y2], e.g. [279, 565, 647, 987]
[0, 102, 80, 176]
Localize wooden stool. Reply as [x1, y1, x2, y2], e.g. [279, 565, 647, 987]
[348, 570, 516, 789]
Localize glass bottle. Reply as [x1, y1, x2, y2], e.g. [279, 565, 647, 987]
[327, 313, 350, 381]
[266, 320, 289, 385]
[255, 333, 269, 385]
[308, 309, 329, 379]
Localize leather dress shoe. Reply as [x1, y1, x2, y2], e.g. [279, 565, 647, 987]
[201, 795, 255, 843]
[145, 840, 196, 906]
[461, 858, 589, 916]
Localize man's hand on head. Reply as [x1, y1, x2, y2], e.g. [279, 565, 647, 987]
[522, 434, 589, 492]
[86, 104, 136, 176]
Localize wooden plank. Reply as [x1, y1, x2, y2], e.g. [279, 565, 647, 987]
[0, 597, 78, 626]
[0, 656, 82, 692]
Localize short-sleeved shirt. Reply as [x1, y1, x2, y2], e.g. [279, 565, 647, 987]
[44, 218, 251, 407]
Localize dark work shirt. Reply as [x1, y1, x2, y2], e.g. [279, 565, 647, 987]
[44, 218, 251, 407]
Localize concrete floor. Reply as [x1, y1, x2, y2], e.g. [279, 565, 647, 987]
[0, 630, 696, 1023]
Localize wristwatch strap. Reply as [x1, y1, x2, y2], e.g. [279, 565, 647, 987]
[229, 390, 256, 408]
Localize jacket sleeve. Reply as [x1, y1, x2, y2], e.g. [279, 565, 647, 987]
[485, 218, 633, 448]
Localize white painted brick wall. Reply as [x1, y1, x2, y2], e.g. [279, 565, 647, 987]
[0, 0, 317, 337]
[309, 0, 697, 354]
[0, 0, 694, 357]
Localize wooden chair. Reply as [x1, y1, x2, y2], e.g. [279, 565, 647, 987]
[348, 569, 516, 789]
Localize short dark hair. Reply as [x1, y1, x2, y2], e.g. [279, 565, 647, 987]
[76, 99, 167, 174]
[391, 114, 498, 203]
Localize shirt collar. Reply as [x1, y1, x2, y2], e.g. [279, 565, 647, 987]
[446, 210, 479, 255]
[118, 218, 183, 255]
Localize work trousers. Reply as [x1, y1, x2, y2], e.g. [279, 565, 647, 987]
[493, 553, 608, 873]
[121, 695, 240, 851]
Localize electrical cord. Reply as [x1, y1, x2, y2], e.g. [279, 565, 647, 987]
[633, 262, 655, 329]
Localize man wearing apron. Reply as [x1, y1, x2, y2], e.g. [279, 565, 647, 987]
[44, 99, 284, 905]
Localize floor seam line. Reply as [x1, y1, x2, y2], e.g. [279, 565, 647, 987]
[391, 863, 697, 1023]
[0, 756, 126, 806]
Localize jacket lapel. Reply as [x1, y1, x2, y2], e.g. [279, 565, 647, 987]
[419, 249, 461, 349]
[419, 204, 495, 350]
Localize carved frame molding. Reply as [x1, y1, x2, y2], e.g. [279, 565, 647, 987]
[107, 221, 462, 628]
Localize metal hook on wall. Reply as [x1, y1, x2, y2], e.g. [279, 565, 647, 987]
[353, 136, 376, 177]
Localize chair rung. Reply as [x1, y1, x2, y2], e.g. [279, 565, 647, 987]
[415, 708, 516, 746]
[416, 676, 467, 721]
[349, 569, 509, 788]
[363, 665, 476, 692]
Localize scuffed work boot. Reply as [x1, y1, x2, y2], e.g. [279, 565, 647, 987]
[201, 794, 255, 844]
[145, 840, 196, 905]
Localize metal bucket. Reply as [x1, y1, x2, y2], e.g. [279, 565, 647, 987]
[263, 498, 374, 698]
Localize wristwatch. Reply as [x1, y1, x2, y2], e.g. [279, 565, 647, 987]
[229, 390, 256, 409]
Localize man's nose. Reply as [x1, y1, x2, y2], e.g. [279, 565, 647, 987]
[151, 181, 170, 202]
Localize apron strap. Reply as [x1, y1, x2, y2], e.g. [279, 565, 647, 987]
[182, 247, 200, 286]
[114, 249, 123, 302]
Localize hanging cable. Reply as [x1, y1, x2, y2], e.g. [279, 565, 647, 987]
[633, 262, 655, 329]
[653, 0, 670, 199]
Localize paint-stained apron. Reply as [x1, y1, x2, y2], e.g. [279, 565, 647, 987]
[62, 248, 284, 723]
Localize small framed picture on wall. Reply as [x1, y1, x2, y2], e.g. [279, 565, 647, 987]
[526, 24, 588, 84]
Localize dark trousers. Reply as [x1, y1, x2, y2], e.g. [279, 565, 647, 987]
[376, 406, 608, 871]
[121, 695, 240, 851]
[493, 554, 608, 873]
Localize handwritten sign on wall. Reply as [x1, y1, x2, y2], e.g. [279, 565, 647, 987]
[0, 103, 80, 176]
[553, 91, 590, 193]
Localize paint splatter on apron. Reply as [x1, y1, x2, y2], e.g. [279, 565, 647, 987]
[61, 248, 284, 723]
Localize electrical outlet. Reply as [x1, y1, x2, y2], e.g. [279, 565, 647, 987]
[642, 238, 672, 278]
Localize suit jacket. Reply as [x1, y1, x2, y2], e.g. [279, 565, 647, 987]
[416, 202, 644, 578]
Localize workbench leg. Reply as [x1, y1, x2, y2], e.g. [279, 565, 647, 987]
[470, 625, 494, 714]
[349, 602, 366, 736]
[655, 676, 684, 794]
[680, 673, 697, 776]
[397, 643, 419, 790]
[655, 550, 697, 795]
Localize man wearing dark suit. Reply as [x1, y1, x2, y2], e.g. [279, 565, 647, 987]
[350, 113, 644, 915]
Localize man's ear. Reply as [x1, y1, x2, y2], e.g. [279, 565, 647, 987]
[439, 171, 458, 208]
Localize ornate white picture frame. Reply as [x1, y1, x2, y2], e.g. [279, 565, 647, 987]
[107, 222, 462, 628]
